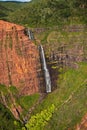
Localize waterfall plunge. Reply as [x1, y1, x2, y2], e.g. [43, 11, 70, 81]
[40, 45, 51, 93]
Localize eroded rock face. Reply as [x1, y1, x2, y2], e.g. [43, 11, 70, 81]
[0, 20, 39, 95]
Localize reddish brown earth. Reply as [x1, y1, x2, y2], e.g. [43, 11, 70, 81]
[68, 114, 87, 130]
[0, 20, 39, 95]
[75, 114, 87, 130]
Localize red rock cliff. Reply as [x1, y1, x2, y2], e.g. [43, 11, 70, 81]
[0, 20, 39, 95]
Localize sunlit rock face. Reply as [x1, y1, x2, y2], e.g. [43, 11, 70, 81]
[0, 20, 39, 95]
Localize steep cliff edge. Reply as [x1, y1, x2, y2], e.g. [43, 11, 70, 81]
[0, 20, 39, 95]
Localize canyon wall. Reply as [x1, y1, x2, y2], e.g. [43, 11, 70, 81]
[34, 25, 87, 90]
[0, 20, 39, 95]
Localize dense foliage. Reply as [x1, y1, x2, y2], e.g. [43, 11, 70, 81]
[0, 103, 21, 130]
[5, 0, 87, 27]
[25, 104, 55, 130]
[0, 2, 26, 20]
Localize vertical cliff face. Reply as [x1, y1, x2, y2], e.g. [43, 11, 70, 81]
[0, 20, 39, 95]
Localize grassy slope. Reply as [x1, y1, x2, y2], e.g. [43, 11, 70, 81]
[31, 21, 87, 130]
[0, 84, 40, 120]
[18, 93, 40, 116]
[30, 62, 87, 130]
[0, 103, 21, 130]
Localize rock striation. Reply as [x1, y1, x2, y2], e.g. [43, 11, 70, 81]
[0, 20, 39, 95]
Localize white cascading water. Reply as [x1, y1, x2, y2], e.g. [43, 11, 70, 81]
[27, 29, 34, 40]
[40, 45, 51, 93]
[27, 29, 32, 40]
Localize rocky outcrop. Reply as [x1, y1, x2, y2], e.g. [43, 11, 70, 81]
[0, 20, 39, 95]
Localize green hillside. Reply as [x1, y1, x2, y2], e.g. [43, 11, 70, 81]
[0, 0, 87, 27]
[24, 63, 87, 130]
[0, 103, 21, 130]
[6, 0, 87, 27]
[0, 0, 87, 130]
[0, 2, 27, 20]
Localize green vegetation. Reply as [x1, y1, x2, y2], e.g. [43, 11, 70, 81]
[0, 0, 87, 130]
[6, 0, 71, 27]
[35, 26, 87, 59]
[1, 63, 87, 130]
[0, 85, 18, 107]
[0, 103, 21, 130]
[28, 63, 87, 130]
[0, 84, 40, 129]
[0, 1, 25, 20]
[0, 84, 40, 113]
[25, 104, 55, 130]
[5, 0, 87, 27]
[0, 0, 87, 27]
[18, 93, 39, 114]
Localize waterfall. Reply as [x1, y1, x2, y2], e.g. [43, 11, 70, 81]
[27, 29, 34, 40]
[40, 45, 51, 93]
[27, 29, 31, 39]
